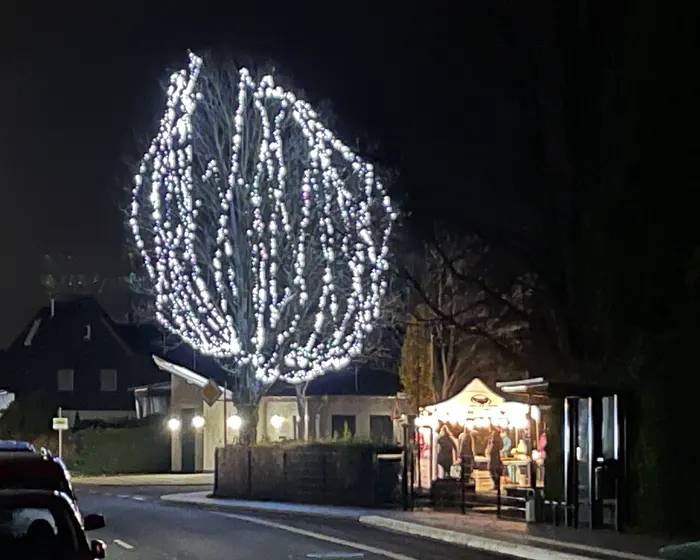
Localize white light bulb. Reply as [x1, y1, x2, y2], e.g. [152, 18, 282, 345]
[270, 415, 285, 429]
[167, 417, 181, 431]
[191, 415, 205, 429]
[227, 415, 242, 430]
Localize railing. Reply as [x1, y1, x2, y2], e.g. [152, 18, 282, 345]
[406, 450, 535, 520]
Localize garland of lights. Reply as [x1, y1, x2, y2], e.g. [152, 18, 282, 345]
[130, 52, 396, 385]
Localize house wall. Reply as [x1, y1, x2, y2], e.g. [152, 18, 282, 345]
[167, 371, 408, 473]
[258, 398, 299, 441]
[258, 395, 406, 443]
[60, 409, 136, 426]
[202, 399, 238, 472]
[169, 374, 204, 472]
[314, 395, 404, 442]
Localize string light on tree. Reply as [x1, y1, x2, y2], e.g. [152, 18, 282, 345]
[131, 51, 396, 385]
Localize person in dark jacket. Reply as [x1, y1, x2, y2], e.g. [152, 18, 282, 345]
[437, 426, 457, 478]
[486, 427, 503, 489]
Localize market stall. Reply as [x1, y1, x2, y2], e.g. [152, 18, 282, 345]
[414, 378, 542, 492]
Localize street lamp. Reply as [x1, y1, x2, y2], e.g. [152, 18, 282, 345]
[167, 417, 181, 431]
[227, 415, 242, 430]
[270, 415, 285, 429]
[191, 415, 205, 429]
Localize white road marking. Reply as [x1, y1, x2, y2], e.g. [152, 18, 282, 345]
[307, 554, 364, 559]
[132, 496, 147, 501]
[117, 494, 130, 499]
[114, 539, 134, 550]
[213, 512, 416, 560]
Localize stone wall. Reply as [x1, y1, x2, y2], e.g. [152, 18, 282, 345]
[215, 443, 402, 508]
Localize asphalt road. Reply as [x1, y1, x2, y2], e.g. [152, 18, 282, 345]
[75, 483, 504, 559]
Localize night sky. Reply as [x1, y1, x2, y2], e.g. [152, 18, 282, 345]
[0, 3, 572, 346]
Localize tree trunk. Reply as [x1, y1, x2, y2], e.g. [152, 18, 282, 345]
[295, 383, 310, 441]
[238, 402, 259, 445]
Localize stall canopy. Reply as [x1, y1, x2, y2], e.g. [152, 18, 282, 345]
[416, 377, 538, 430]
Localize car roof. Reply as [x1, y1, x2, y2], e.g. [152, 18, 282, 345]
[0, 440, 35, 451]
[0, 453, 67, 474]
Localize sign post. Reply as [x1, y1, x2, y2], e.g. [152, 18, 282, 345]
[223, 381, 228, 447]
[52, 408, 69, 459]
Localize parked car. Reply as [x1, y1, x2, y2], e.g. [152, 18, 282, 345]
[0, 453, 78, 505]
[0, 440, 35, 453]
[0, 489, 105, 558]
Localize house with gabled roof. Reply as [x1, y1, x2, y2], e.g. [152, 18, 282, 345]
[151, 355, 409, 473]
[0, 296, 167, 425]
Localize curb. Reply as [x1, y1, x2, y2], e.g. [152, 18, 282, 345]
[160, 492, 662, 560]
[358, 516, 662, 560]
[359, 515, 590, 560]
[160, 492, 367, 520]
[659, 542, 700, 559]
[73, 474, 214, 486]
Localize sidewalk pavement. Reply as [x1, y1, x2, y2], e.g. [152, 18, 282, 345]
[161, 491, 674, 560]
[74, 473, 214, 486]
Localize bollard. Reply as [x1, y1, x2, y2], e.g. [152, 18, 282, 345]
[525, 492, 537, 523]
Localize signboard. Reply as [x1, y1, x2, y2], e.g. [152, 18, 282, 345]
[470, 393, 492, 407]
[200, 378, 222, 407]
[415, 427, 434, 489]
[52, 417, 69, 431]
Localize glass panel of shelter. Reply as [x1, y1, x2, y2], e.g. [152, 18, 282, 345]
[564, 394, 622, 530]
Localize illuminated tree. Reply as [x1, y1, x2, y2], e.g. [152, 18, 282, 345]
[130, 52, 396, 399]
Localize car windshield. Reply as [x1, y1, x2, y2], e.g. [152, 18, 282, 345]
[0, 505, 81, 558]
[0, 476, 71, 495]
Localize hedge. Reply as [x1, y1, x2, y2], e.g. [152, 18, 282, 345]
[70, 421, 170, 475]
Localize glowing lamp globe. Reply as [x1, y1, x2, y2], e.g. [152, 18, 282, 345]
[227, 415, 242, 430]
[270, 415, 285, 429]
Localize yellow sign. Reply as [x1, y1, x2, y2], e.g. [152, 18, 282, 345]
[200, 379, 222, 406]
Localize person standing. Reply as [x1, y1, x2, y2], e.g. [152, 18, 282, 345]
[458, 426, 475, 481]
[437, 426, 457, 479]
[487, 427, 503, 489]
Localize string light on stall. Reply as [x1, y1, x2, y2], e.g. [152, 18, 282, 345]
[130, 52, 397, 385]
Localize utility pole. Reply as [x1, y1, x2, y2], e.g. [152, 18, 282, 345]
[57, 407, 63, 459]
[223, 381, 228, 447]
[429, 328, 435, 397]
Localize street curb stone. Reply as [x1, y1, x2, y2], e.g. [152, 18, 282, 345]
[359, 515, 592, 560]
[161, 491, 367, 519]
